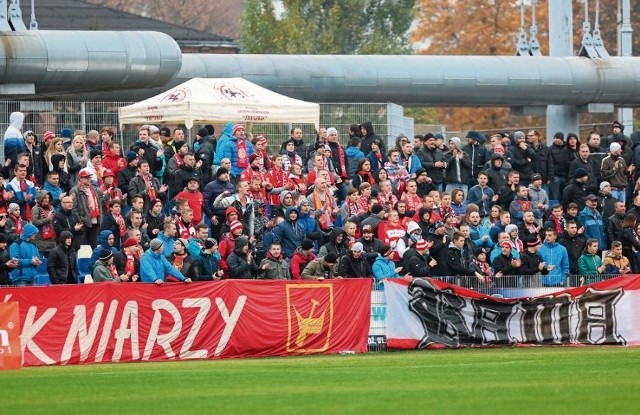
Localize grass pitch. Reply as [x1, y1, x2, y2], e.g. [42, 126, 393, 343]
[1, 347, 638, 415]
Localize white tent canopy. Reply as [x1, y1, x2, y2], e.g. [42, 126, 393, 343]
[118, 77, 320, 129]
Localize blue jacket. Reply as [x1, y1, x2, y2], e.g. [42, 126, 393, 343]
[366, 151, 388, 175]
[467, 185, 495, 217]
[297, 208, 322, 252]
[400, 153, 423, 176]
[578, 207, 606, 248]
[43, 181, 64, 212]
[7, 177, 37, 219]
[213, 123, 234, 165]
[157, 232, 176, 257]
[345, 146, 365, 178]
[538, 241, 570, 286]
[215, 133, 254, 176]
[140, 249, 185, 283]
[372, 254, 400, 290]
[4, 112, 26, 167]
[272, 206, 307, 259]
[9, 223, 40, 284]
[88, 230, 118, 271]
[469, 224, 493, 249]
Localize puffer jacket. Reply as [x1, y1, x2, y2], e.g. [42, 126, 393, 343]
[47, 230, 78, 284]
[8, 223, 40, 284]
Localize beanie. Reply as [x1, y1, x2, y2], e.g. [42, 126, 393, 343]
[89, 150, 102, 160]
[216, 167, 229, 178]
[610, 142, 622, 153]
[197, 127, 209, 137]
[205, 125, 215, 136]
[230, 220, 243, 235]
[324, 252, 338, 264]
[127, 151, 139, 163]
[449, 137, 461, 149]
[574, 167, 588, 179]
[371, 203, 384, 215]
[232, 124, 245, 135]
[173, 141, 187, 152]
[122, 237, 138, 248]
[301, 239, 315, 251]
[149, 239, 163, 251]
[60, 128, 73, 139]
[466, 130, 486, 145]
[43, 131, 56, 143]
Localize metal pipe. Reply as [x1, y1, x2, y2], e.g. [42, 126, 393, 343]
[0, 30, 182, 93]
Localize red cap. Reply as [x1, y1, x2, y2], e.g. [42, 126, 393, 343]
[79, 169, 92, 178]
[122, 237, 138, 248]
[102, 169, 115, 178]
[501, 241, 512, 249]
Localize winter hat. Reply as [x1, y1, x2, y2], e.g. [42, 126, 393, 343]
[474, 247, 487, 256]
[148, 125, 159, 134]
[256, 135, 267, 145]
[301, 239, 315, 251]
[159, 127, 171, 137]
[249, 154, 259, 164]
[553, 131, 565, 141]
[232, 124, 245, 135]
[127, 150, 139, 163]
[381, 246, 394, 257]
[43, 131, 56, 144]
[574, 167, 588, 179]
[173, 140, 187, 152]
[416, 239, 429, 251]
[527, 238, 542, 247]
[230, 220, 243, 235]
[466, 130, 486, 145]
[449, 137, 462, 149]
[99, 249, 113, 262]
[351, 242, 364, 252]
[324, 252, 338, 264]
[610, 142, 622, 153]
[371, 203, 384, 215]
[197, 127, 209, 137]
[203, 238, 216, 249]
[514, 131, 526, 141]
[600, 181, 611, 191]
[505, 224, 518, 234]
[89, 150, 102, 160]
[59, 128, 73, 139]
[501, 241, 512, 249]
[362, 224, 374, 233]
[122, 237, 138, 248]
[493, 145, 505, 154]
[531, 173, 542, 182]
[149, 239, 163, 251]
[7, 203, 19, 213]
[612, 120, 623, 131]
[326, 127, 338, 136]
[434, 133, 444, 141]
[102, 169, 115, 178]
[216, 166, 229, 178]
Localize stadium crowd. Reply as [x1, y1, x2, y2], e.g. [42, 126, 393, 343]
[1, 110, 639, 289]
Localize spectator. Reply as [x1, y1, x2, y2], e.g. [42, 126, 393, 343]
[117, 151, 140, 204]
[467, 172, 495, 218]
[469, 247, 493, 286]
[8, 223, 41, 286]
[7, 163, 37, 221]
[290, 239, 317, 280]
[4, 203, 24, 244]
[128, 160, 168, 213]
[445, 230, 475, 277]
[578, 195, 606, 251]
[336, 242, 372, 278]
[518, 237, 548, 287]
[167, 238, 199, 282]
[559, 220, 586, 275]
[602, 241, 631, 275]
[226, 236, 262, 279]
[69, 169, 104, 247]
[620, 214, 640, 273]
[597, 182, 618, 222]
[578, 239, 605, 283]
[258, 243, 291, 280]
[88, 230, 118, 272]
[562, 168, 589, 210]
[140, 239, 191, 284]
[113, 237, 141, 282]
[47, 230, 78, 284]
[92, 249, 125, 283]
[568, 144, 599, 194]
[538, 228, 570, 286]
[507, 131, 536, 186]
[528, 173, 549, 213]
[215, 124, 255, 176]
[527, 130, 554, 192]
[496, 170, 520, 211]
[301, 252, 339, 280]
[549, 131, 567, 201]
[462, 130, 487, 186]
[130, 126, 163, 176]
[607, 201, 627, 246]
[444, 137, 471, 195]
[272, 206, 306, 260]
[373, 246, 405, 290]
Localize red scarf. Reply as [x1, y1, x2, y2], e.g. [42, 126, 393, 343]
[107, 263, 119, 279]
[346, 199, 359, 217]
[358, 171, 376, 185]
[39, 205, 56, 240]
[236, 139, 248, 168]
[402, 193, 422, 212]
[12, 214, 23, 235]
[177, 220, 194, 239]
[334, 145, 348, 179]
[174, 153, 184, 169]
[81, 185, 101, 219]
[19, 180, 32, 221]
[143, 175, 156, 201]
[173, 253, 186, 271]
[113, 213, 126, 237]
[125, 252, 136, 276]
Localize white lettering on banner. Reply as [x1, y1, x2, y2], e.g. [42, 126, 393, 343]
[21, 306, 57, 365]
[113, 301, 140, 362]
[95, 300, 119, 363]
[143, 300, 183, 360]
[214, 296, 247, 357]
[0, 329, 9, 349]
[179, 298, 210, 360]
[60, 304, 104, 365]
[3, 294, 12, 303]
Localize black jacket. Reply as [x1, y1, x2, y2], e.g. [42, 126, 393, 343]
[167, 253, 200, 281]
[549, 143, 567, 178]
[337, 252, 372, 278]
[492, 253, 520, 275]
[417, 146, 445, 184]
[117, 165, 137, 202]
[559, 232, 586, 274]
[507, 145, 536, 179]
[561, 180, 588, 210]
[52, 208, 84, 250]
[402, 248, 431, 279]
[47, 231, 78, 284]
[519, 250, 549, 276]
[530, 143, 554, 182]
[445, 244, 474, 276]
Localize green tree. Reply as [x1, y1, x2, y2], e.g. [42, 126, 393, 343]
[241, 0, 415, 54]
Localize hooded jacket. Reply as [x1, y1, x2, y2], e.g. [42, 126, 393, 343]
[336, 251, 372, 278]
[216, 135, 255, 176]
[227, 237, 262, 279]
[8, 223, 40, 284]
[373, 254, 401, 289]
[318, 227, 348, 258]
[47, 230, 78, 284]
[577, 207, 606, 249]
[402, 248, 432, 279]
[290, 248, 316, 280]
[88, 230, 119, 272]
[272, 206, 306, 259]
[559, 231, 586, 274]
[359, 121, 384, 156]
[3, 111, 25, 167]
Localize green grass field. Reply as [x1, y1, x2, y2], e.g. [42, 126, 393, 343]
[1, 347, 639, 415]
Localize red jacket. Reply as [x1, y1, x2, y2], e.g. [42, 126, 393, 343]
[289, 250, 316, 280]
[173, 190, 204, 224]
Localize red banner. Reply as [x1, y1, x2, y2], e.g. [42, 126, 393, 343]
[0, 280, 371, 366]
[384, 276, 640, 349]
[0, 302, 22, 370]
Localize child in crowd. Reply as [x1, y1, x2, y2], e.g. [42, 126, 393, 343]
[602, 241, 631, 275]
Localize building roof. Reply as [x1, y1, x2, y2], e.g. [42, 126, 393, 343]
[21, 0, 238, 50]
